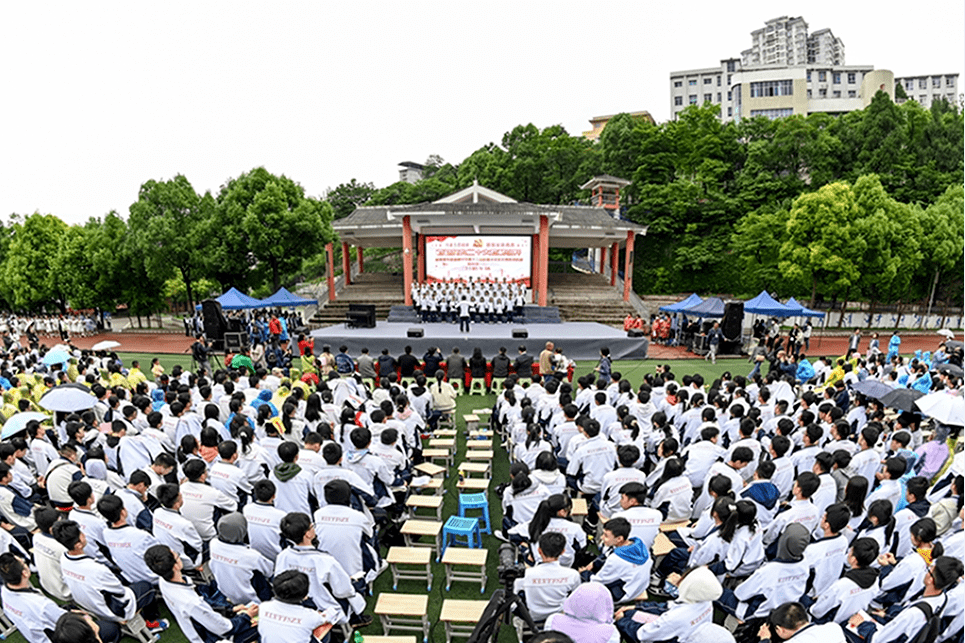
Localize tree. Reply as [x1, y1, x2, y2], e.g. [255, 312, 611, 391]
[916, 184, 965, 315]
[325, 179, 375, 219]
[128, 175, 211, 310]
[0, 213, 69, 311]
[730, 207, 790, 295]
[218, 167, 336, 292]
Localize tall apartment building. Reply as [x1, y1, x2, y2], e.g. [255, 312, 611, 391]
[808, 28, 845, 66]
[894, 74, 960, 109]
[741, 17, 844, 67]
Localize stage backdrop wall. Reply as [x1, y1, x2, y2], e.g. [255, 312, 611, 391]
[425, 235, 531, 286]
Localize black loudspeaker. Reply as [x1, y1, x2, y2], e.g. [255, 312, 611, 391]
[512, 328, 528, 339]
[722, 302, 744, 339]
[407, 328, 424, 338]
[627, 329, 644, 338]
[201, 299, 226, 341]
[224, 332, 249, 352]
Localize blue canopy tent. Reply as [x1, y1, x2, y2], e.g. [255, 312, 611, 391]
[195, 287, 266, 310]
[743, 291, 797, 317]
[659, 293, 704, 313]
[682, 297, 726, 318]
[784, 297, 825, 318]
[260, 287, 316, 308]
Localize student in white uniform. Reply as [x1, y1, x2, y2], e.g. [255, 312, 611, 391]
[180, 459, 238, 542]
[153, 483, 207, 571]
[761, 602, 845, 643]
[513, 532, 581, 622]
[611, 482, 662, 550]
[616, 566, 723, 643]
[144, 544, 259, 643]
[66, 481, 111, 565]
[313, 479, 381, 584]
[259, 570, 337, 643]
[763, 472, 822, 550]
[808, 537, 880, 625]
[97, 494, 160, 587]
[209, 512, 275, 605]
[648, 457, 693, 523]
[511, 494, 586, 568]
[599, 445, 649, 519]
[581, 517, 652, 604]
[872, 517, 940, 609]
[209, 440, 254, 505]
[32, 507, 72, 602]
[803, 502, 851, 598]
[243, 479, 288, 562]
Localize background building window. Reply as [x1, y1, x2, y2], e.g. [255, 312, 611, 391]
[919, 78, 927, 89]
[689, 95, 697, 104]
[750, 108, 794, 119]
[749, 79, 793, 97]
[818, 71, 826, 81]
[704, 93, 712, 102]
[848, 90, 856, 98]
[675, 96, 683, 105]
[704, 77, 713, 84]
[848, 72, 856, 84]
[932, 77, 941, 88]
[674, 80, 683, 87]
[689, 79, 697, 86]
[833, 90, 841, 98]
[833, 73, 841, 84]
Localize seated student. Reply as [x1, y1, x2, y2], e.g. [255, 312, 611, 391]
[565, 418, 617, 502]
[0, 552, 121, 643]
[116, 470, 153, 532]
[97, 495, 160, 587]
[791, 425, 824, 477]
[599, 445, 649, 520]
[513, 532, 581, 623]
[209, 512, 274, 605]
[716, 523, 810, 626]
[499, 467, 551, 536]
[344, 427, 396, 509]
[808, 537, 880, 625]
[243, 480, 288, 563]
[66, 481, 111, 565]
[692, 446, 754, 519]
[856, 499, 897, 557]
[144, 544, 259, 643]
[274, 512, 370, 628]
[32, 507, 72, 602]
[803, 503, 851, 599]
[769, 433, 796, 500]
[180, 459, 238, 541]
[848, 556, 963, 643]
[708, 499, 764, 581]
[611, 482, 662, 550]
[259, 570, 337, 643]
[532, 451, 567, 497]
[867, 457, 906, 512]
[153, 483, 207, 572]
[543, 581, 620, 643]
[52, 520, 166, 631]
[648, 457, 693, 523]
[761, 602, 846, 643]
[45, 443, 84, 509]
[681, 426, 726, 489]
[873, 517, 941, 609]
[741, 459, 782, 529]
[616, 566, 723, 643]
[763, 472, 822, 554]
[811, 452, 839, 518]
[893, 476, 930, 559]
[139, 452, 176, 504]
[656, 496, 736, 584]
[511, 494, 586, 568]
[209, 440, 254, 505]
[268, 441, 315, 516]
[313, 480, 381, 585]
[579, 517, 651, 604]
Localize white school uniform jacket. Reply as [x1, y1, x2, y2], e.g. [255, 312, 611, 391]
[566, 435, 617, 494]
[772, 455, 796, 500]
[867, 478, 902, 512]
[32, 532, 71, 601]
[870, 593, 949, 643]
[208, 461, 254, 503]
[600, 467, 649, 518]
[44, 458, 83, 505]
[803, 533, 849, 598]
[513, 517, 587, 569]
[874, 550, 929, 608]
[0, 585, 67, 643]
[650, 475, 694, 523]
[103, 524, 161, 585]
[29, 438, 58, 477]
[733, 558, 809, 620]
[849, 448, 881, 490]
[513, 561, 581, 622]
[722, 525, 765, 578]
[243, 501, 288, 562]
[159, 577, 246, 643]
[590, 541, 652, 603]
[153, 507, 205, 568]
[313, 504, 375, 579]
[68, 507, 111, 565]
[632, 600, 716, 643]
[692, 462, 745, 519]
[763, 499, 821, 545]
[180, 481, 238, 541]
[783, 623, 845, 643]
[209, 539, 275, 604]
[274, 545, 365, 624]
[0, 485, 36, 531]
[60, 553, 137, 622]
[503, 482, 551, 525]
[809, 571, 879, 624]
[258, 600, 334, 643]
[812, 473, 838, 518]
[613, 506, 662, 550]
[681, 440, 726, 488]
[269, 466, 314, 516]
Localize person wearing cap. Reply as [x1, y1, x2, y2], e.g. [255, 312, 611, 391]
[616, 566, 723, 642]
[209, 512, 274, 605]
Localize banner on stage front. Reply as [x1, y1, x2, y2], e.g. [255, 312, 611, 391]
[425, 236, 531, 286]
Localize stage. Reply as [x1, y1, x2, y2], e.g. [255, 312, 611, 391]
[310, 321, 649, 361]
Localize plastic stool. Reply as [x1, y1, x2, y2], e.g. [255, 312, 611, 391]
[468, 379, 486, 396]
[449, 380, 462, 396]
[490, 377, 506, 393]
[457, 492, 491, 534]
[441, 516, 482, 554]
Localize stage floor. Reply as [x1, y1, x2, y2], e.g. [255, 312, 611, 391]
[310, 321, 648, 362]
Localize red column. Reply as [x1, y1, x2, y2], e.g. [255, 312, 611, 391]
[402, 216, 413, 306]
[341, 242, 351, 286]
[417, 234, 426, 283]
[325, 242, 336, 302]
[611, 242, 619, 286]
[623, 231, 635, 302]
[539, 215, 549, 307]
[532, 233, 540, 303]
[356, 246, 364, 273]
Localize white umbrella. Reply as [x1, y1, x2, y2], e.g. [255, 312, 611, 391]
[41, 350, 71, 365]
[91, 340, 121, 351]
[937, 329, 956, 339]
[38, 385, 97, 413]
[1, 412, 49, 439]
[915, 391, 965, 426]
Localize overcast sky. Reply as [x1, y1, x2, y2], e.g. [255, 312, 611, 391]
[2, 1, 962, 224]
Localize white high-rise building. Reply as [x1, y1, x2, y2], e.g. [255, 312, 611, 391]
[741, 16, 811, 67]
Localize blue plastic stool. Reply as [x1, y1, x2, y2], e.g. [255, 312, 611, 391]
[458, 492, 491, 534]
[441, 516, 482, 556]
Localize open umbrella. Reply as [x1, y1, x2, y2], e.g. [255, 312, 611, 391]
[851, 379, 893, 401]
[41, 350, 71, 366]
[937, 329, 956, 339]
[38, 385, 96, 412]
[935, 363, 964, 379]
[0, 412, 49, 439]
[915, 392, 965, 426]
[946, 341, 964, 351]
[879, 388, 925, 412]
[91, 340, 121, 351]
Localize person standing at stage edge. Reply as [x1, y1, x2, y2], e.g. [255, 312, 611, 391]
[539, 342, 555, 382]
[458, 296, 471, 333]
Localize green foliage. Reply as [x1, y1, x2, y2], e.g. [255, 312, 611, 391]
[325, 178, 375, 219]
[0, 213, 69, 311]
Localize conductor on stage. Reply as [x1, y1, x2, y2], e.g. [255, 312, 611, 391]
[459, 296, 471, 333]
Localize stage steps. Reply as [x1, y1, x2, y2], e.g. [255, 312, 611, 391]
[548, 273, 636, 327]
[309, 273, 405, 328]
[386, 305, 561, 324]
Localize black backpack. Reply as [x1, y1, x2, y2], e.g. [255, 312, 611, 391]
[908, 597, 946, 643]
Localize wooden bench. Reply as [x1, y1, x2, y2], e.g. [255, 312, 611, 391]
[386, 546, 433, 591]
[422, 447, 453, 469]
[433, 429, 458, 437]
[466, 438, 492, 449]
[457, 461, 491, 478]
[456, 478, 490, 492]
[463, 414, 480, 431]
[440, 600, 489, 643]
[374, 593, 430, 642]
[572, 497, 588, 525]
[441, 548, 488, 593]
[406, 494, 444, 521]
[411, 476, 444, 495]
[400, 519, 442, 558]
[465, 449, 493, 461]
